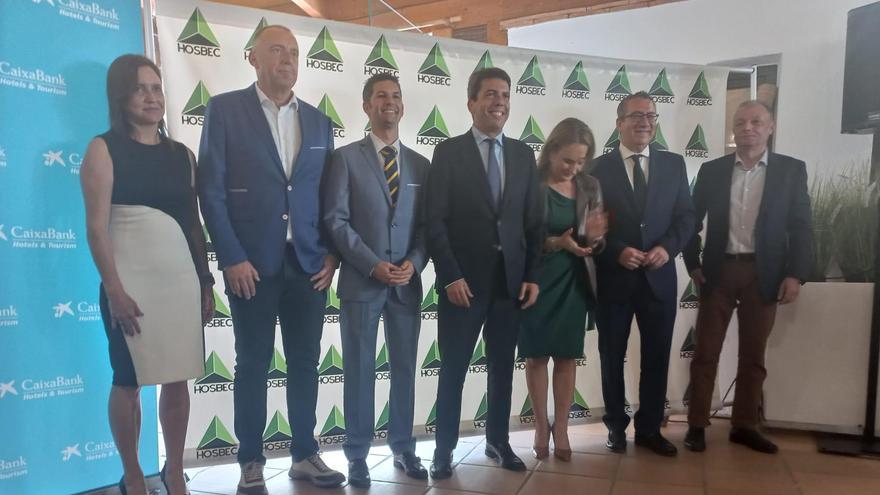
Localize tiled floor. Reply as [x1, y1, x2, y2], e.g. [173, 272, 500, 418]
[172, 418, 880, 495]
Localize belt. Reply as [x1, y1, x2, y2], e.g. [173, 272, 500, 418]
[724, 253, 756, 261]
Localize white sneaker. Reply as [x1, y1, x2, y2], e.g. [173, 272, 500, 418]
[289, 453, 346, 488]
[237, 460, 268, 495]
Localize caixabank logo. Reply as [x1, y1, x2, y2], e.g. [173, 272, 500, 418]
[243, 17, 269, 60]
[307, 26, 344, 72]
[177, 8, 221, 57]
[685, 125, 709, 159]
[424, 401, 438, 434]
[420, 340, 441, 377]
[562, 61, 590, 100]
[51, 300, 100, 322]
[569, 388, 591, 419]
[416, 106, 450, 147]
[679, 280, 699, 309]
[468, 338, 488, 373]
[680, 327, 696, 359]
[375, 343, 390, 380]
[324, 287, 341, 323]
[42, 149, 82, 175]
[263, 410, 292, 452]
[206, 289, 233, 328]
[515, 56, 546, 96]
[319, 405, 346, 446]
[0, 60, 67, 96]
[519, 116, 545, 153]
[374, 401, 390, 439]
[518, 396, 534, 424]
[31, 0, 120, 30]
[418, 43, 451, 86]
[267, 347, 288, 388]
[472, 393, 489, 430]
[364, 35, 399, 77]
[604, 65, 632, 102]
[181, 81, 211, 126]
[652, 124, 670, 151]
[60, 439, 117, 462]
[473, 50, 494, 73]
[0, 222, 76, 250]
[196, 416, 237, 460]
[193, 351, 233, 394]
[0, 374, 85, 401]
[318, 95, 345, 139]
[0, 455, 28, 481]
[0, 304, 19, 327]
[603, 129, 620, 155]
[420, 283, 438, 320]
[318, 345, 344, 384]
[648, 68, 675, 104]
[687, 71, 712, 106]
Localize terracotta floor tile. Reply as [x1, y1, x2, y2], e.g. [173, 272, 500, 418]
[535, 452, 619, 479]
[430, 463, 529, 494]
[460, 444, 542, 471]
[616, 455, 703, 486]
[786, 451, 880, 478]
[611, 480, 703, 495]
[796, 472, 880, 495]
[519, 471, 611, 495]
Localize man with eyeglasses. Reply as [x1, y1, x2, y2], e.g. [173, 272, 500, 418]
[590, 91, 694, 457]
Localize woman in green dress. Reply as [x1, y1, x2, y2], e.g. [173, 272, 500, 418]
[519, 118, 606, 461]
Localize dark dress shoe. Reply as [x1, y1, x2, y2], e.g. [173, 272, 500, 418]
[485, 442, 526, 472]
[606, 430, 627, 453]
[429, 450, 453, 479]
[729, 427, 778, 454]
[634, 432, 678, 456]
[347, 459, 371, 488]
[684, 427, 706, 452]
[393, 451, 428, 479]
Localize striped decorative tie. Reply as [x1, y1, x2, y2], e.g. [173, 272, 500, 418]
[380, 145, 400, 206]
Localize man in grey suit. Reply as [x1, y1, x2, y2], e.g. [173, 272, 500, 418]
[322, 73, 430, 487]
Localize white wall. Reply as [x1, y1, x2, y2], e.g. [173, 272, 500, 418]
[509, 0, 875, 172]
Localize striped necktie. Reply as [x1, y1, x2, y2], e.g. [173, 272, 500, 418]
[380, 145, 400, 206]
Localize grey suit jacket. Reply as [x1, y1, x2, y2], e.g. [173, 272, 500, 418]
[322, 136, 429, 304]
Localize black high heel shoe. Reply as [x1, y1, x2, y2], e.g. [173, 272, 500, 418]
[159, 463, 191, 495]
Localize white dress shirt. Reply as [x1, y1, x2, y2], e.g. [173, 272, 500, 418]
[369, 132, 401, 172]
[471, 127, 505, 192]
[619, 143, 650, 188]
[726, 149, 768, 254]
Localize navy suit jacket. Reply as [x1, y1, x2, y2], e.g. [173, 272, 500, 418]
[198, 84, 334, 276]
[682, 152, 813, 303]
[590, 145, 695, 303]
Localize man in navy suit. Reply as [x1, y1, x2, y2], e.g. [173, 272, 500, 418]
[591, 91, 694, 457]
[198, 25, 345, 494]
[322, 74, 430, 486]
[682, 101, 812, 454]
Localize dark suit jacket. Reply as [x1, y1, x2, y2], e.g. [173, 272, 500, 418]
[590, 145, 695, 303]
[425, 131, 543, 298]
[198, 84, 334, 276]
[682, 152, 813, 303]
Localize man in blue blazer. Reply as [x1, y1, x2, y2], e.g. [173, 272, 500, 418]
[322, 74, 429, 487]
[682, 101, 812, 454]
[590, 91, 694, 457]
[198, 25, 344, 494]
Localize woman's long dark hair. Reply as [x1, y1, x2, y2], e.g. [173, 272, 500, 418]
[537, 117, 596, 180]
[106, 54, 168, 138]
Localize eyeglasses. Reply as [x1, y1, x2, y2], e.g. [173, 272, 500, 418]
[623, 112, 659, 123]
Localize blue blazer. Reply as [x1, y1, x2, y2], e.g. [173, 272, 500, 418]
[198, 84, 334, 276]
[590, 145, 695, 302]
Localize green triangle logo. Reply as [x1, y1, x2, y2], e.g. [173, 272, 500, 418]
[517, 56, 545, 88]
[267, 348, 287, 378]
[198, 416, 236, 449]
[263, 410, 292, 441]
[604, 129, 620, 149]
[474, 393, 489, 421]
[365, 35, 398, 70]
[421, 340, 442, 369]
[375, 401, 390, 431]
[681, 327, 697, 353]
[420, 283, 439, 311]
[244, 17, 269, 52]
[651, 124, 669, 150]
[320, 405, 346, 436]
[606, 65, 632, 95]
[688, 71, 711, 99]
[680, 280, 699, 303]
[307, 26, 343, 63]
[563, 61, 590, 91]
[519, 116, 545, 144]
[182, 81, 211, 117]
[570, 388, 590, 412]
[648, 68, 674, 97]
[426, 401, 437, 426]
[686, 124, 708, 151]
[325, 286, 341, 315]
[375, 343, 390, 372]
[418, 106, 450, 138]
[520, 396, 534, 416]
[317, 95, 344, 130]
[196, 351, 233, 384]
[418, 42, 450, 77]
[177, 8, 220, 47]
[212, 288, 230, 318]
[469, 338, 487, 366]
[473, 50, 494, 72]
[319, 345, 344, 376]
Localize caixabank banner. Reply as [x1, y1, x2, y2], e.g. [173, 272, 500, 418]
[0, 1, 158, 494]
[155, 0, 727, 465]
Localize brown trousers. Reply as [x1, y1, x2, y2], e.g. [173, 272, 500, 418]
[687, 259, 778, 429]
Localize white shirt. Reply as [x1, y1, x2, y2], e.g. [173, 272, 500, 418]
[471, 127, 505, 193]
[369, 132, 401, 172]
[619, 144, 650, 189]
[255, 83, 301, 241]
[726, 149, 769, 254]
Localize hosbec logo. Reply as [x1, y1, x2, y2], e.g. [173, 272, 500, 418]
[31, 0, 121, 30]
[468, 339, 488, 373]
[51, 300, 100, 321]
[472, 393, 489, 430]
[60, 439, 117, 462]
[263, 411, 292, 452]
[4, 374, 86, 401]
[317, 95, 345, 139]
[1, 223, 76, 249]
[423, 401, 437, 434]
[416, 106, 450, 147]
[0, 305, 19, 327]
[420, 283, 439, 320]
[685, 124, 709, 158]
[324, 287, 341, 323]
[374, 402, 390, 439]
[318, 406, 346, 446]
[568, 389, 592, 419]
[687, 71, 712, 106]
[418, 43, 451, 86]
[604, 65, 632, 102]
[648, 68, 675, 104]
[680, 327, 697, 359]
[177, 8, 221, 57]
[375, 343, 391, 381]
[206, 289, 233, 328]
[196, 416, 238, 460]
[243, 17, 269, 60]
[679, 280, 699, 309]
[518, 396, 535, 424]
[193, 351, 234, 394]
[420, 340, 441, 377]
[181, 81, 211, 126]
[519, 116, 546, 153]
[307, 26, 344, 72]
[363, 35, 399, 77]
[562, 61, 591, 100]
[515, 56, 546, 96]
[318, 345, 344, 384]
[0, 60, 67, 96]
[0, 455, 28, 480]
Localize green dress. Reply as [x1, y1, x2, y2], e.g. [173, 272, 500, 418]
[518, 188, 594, 358]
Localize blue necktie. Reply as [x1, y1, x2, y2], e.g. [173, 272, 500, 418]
[485, 138, 502, 210]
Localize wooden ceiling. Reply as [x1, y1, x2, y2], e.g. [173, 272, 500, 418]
[211, 0, 681, 44]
